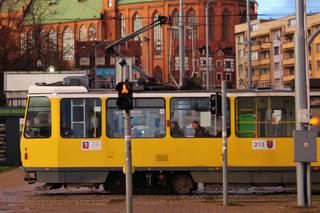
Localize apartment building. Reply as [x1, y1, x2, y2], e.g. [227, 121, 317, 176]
[235, 13, 320, 89]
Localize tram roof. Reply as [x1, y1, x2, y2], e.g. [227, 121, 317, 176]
[28, 86, 88, 94]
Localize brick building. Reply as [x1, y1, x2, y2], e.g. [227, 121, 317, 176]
[0, 0, 257, 88]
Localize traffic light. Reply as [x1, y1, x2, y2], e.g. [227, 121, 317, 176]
[116, 82, 133, 110]
[310, 115, 320, 127]
[210, 93, 222, 116]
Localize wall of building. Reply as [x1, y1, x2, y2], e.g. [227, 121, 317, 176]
[235, 13, 320, 89]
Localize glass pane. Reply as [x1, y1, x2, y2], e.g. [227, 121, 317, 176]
[24, 97, 51, 138]
[107, 98, 165, 138]
[170, 97, 230, 138]
[61, 98, 102, 138]
[310, 97, 320, 136]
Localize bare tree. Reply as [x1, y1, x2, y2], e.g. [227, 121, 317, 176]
[0, 0, 71, 71]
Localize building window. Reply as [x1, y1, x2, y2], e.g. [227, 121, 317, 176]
[108, 0, 112, 7]
[252, 51, 258, 60]
[288, 18, 296, 27]
[216, 60, 222, 68]
[79, 25, 88, 41]
[226, 73, 231, 81]
[274, 62, 280, 71]
[251, 24, 259, 32]
[20, 32, 26, 54]
[274, 46, 280, 55]
[172, 10, 179, 40]
[63, 27, 74, 61]
[48, 29, 57, 51]
[208, 8, 214, 40]
[27, 30, 34, 51]
[225, 61, 231, 68]
[316, 43, 320, 53]
[272, 29, 281, 41]
[88, 24, 97, 41]
[222, 9, 230, 41]
[153, 13, 162, 56]
[317, 61, 320, 70]
[133, 13, 142, 41]
[217, 73, 222, 80]
[40, 29, 46, 54]
[187, 9, 196, 40]
[120, 14, 126, 38]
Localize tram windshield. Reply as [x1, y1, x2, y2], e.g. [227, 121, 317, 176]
[24, 97, 51, 138]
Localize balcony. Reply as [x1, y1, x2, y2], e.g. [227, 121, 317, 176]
[282, 42, 294, 50]
[260, 58, 270, 65]
[283, 74, 294, 83]
[283, 58, 294, 66]
[251, 42, 271, 52]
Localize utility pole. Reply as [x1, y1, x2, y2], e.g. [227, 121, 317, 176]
[295, 0, 309, 207]
[247, 0, 252, 89]
[124, 107, 133, 213]
[118, 61, 133, 213]
[206, 0, 214, 90]
[179, 0, 185, 88]
[221, 80, 228, 206]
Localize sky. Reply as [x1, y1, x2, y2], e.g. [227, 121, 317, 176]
[258, 0, 320, 19]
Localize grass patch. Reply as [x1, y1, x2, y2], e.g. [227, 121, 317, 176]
[0, 166, 14, 173]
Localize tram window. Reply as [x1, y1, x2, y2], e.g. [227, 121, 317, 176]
[236, 96, 295, 138]
[107, 98, 165, 138]
[170, 97, 230, 138]
[310, 97, 320, 136]
[24, 97, 51, 138]
[60, 98, 101, 138]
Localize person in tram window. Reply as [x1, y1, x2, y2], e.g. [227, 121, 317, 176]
[170, 121, 184, 137]
[192, 120, 210, 137]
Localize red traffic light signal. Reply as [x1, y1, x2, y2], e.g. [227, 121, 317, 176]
[116, 82, 133, 110]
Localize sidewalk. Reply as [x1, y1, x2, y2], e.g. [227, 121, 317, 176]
[1, 168, 320, 213]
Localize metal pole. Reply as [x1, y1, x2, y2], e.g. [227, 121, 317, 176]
[247, 0, 252, 89]
[179, 0, 185, 88]
[295, 0, 309, 207]
[221, 80, 228, 206]
[122, 62, 133, 213]
[95, 46, 97, 88]
[206, 0, 214, 90]
[146, 33, 150, 75]
[124, 109, 133, 213]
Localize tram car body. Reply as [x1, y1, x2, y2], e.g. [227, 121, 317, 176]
[20, 86, 320, 194]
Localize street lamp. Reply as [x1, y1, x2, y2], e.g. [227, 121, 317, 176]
[47, 65, 55, 73]
[206, 0, 214, 90]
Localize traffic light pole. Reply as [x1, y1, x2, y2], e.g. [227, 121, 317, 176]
[124, 109, 133, 213]
[221, 80, 228, 206]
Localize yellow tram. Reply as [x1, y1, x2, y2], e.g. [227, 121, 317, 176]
[20, 85, 320, 194]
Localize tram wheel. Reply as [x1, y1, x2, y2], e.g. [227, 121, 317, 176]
[104, 173, 125, 194]
[170, 173, 195, 195]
